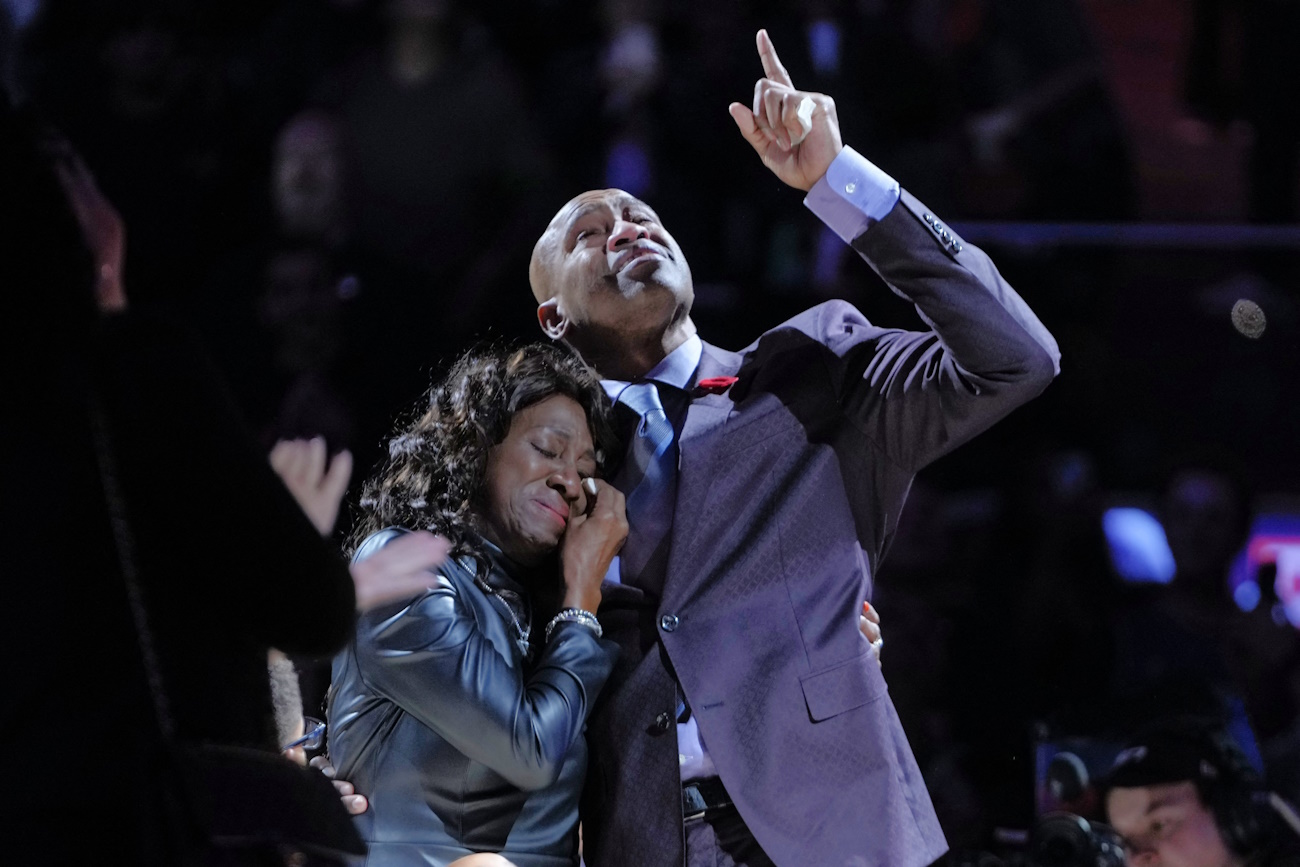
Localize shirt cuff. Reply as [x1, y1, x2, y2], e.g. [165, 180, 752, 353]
[802, 146, 901, 244]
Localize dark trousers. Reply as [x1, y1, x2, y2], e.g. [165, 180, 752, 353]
[685, 807, 775, 867]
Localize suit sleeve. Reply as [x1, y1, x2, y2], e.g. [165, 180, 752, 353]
[352, 541, 617, 791]
[808, 154, 1060, 471]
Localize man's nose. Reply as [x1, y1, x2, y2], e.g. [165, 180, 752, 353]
[607, 218, 648, 251]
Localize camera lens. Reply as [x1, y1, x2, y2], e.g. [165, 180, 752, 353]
[1030, 813, 1125, 867]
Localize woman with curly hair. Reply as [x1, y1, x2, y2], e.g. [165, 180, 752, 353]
[326, 343, 628, 867]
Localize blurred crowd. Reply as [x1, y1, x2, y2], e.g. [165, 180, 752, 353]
[2, 0, 1150, 474]
[3, 0, 1299, 862]
[872, 450, 1300, 857]
[4, 0, 1294, 480]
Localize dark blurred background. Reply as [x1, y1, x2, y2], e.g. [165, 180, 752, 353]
[5, 0, 1298, 859]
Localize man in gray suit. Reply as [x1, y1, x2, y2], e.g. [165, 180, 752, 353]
[528, 30, 1061, 867]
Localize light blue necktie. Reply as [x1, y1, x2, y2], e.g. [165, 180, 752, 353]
[615, 381, 679, 592]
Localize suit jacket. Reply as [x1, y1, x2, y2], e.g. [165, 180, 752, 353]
[580, 192, 1061, 867]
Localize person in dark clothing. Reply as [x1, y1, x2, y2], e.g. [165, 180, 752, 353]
[0, 91, 438, 865]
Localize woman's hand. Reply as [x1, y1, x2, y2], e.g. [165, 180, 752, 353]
[559, 478, 627, 613]
[861, 601, 884, 662]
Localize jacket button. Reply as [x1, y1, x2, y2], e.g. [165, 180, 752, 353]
[660, 613, 679, 632]
[654, 712, 672, 733]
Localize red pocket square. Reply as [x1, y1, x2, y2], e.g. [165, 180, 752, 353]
[696, 376, 739, 394]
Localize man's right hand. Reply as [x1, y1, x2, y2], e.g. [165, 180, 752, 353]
[728, 29, 844, 192]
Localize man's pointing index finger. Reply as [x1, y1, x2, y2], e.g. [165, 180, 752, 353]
[757, 29, 794, 87]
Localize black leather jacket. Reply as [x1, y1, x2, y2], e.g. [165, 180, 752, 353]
[327, 529, 618, 867]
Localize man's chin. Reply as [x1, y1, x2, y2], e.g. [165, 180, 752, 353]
[614, 271, 692, 307]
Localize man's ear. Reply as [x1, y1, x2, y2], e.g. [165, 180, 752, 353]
[537, 299, 568, 341]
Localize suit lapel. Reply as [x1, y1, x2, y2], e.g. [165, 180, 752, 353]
[662, 342, 743, 608]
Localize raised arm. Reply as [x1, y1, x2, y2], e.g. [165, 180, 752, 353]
[731, 29, 1060, 471]
[829, 184, 1059, 470]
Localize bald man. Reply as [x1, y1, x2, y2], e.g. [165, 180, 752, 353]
[525, 30, 1060, 867]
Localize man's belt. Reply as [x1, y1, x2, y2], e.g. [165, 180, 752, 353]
[682, 777, 733, 820]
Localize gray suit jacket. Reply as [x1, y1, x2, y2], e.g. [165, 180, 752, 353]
[581, 192, 1060, 867]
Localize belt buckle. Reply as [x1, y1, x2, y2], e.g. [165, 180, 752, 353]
[682, 781, 710, 821]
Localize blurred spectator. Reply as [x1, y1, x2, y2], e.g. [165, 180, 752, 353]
[1154, 464, 1299, 744]
[321, 0, 556, 339]
[202, 109, 372, 456]
[1162, 466, 1251, 596]
[872, 576, 987, 852]
[257, 111, 360, 448]
[1184, 0, 1300, 224]
[0, 0, 38, 97]
[1082, 459, 1300, 808]
[25, 2, 264, 305]
[222, 0, 379, 146]
[942, 449, 1118, 836]
[1, 94, 363, 863]
[948, 0, 1137, 221]
[1011, 450, 1119, 731]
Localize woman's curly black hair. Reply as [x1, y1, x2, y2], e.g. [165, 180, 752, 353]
[349, 343, 616, 569]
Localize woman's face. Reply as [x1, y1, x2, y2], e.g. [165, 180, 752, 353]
[478, 394, 598, 567]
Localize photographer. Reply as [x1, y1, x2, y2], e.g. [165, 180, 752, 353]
[1102, 720, 1300, 867]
